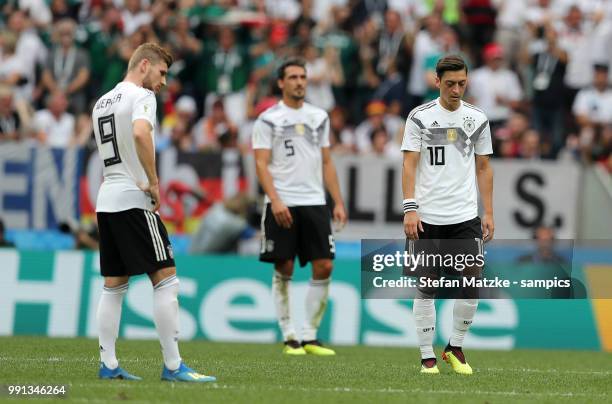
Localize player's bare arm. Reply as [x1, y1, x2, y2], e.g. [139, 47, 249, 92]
[254, 148, 293, 229]
[322, 147, 347, 229]
[402, 150, 423, 240]
[476, 154, 494, 242]
[133, 119, 160, 212]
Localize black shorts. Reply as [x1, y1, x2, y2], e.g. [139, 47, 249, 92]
[259, 204, 334, 267]
[97, 208, 175, 277]
[405, 217, 484, 278]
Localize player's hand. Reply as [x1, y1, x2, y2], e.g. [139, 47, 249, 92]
[139, 182, 160, 212]
[404, 211, 423, 240]
[332, 203, 347, 232]
[482, 213, 495, 242]
[271, 199, 293, 229]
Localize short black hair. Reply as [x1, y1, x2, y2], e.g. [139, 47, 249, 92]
[277, 57, 306, 80]
[436, 55, 468, 79]
[594, 63, 609, 72]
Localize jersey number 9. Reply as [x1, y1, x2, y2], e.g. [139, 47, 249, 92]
[98, 114, 122, 167]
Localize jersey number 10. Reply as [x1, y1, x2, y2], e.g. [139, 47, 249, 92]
[98, 114, 122, 167]
[427, 146, 445, 166]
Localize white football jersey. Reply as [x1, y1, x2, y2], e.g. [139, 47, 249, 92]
[401, 98, 493, 225]
[92, 81, 157, 212]
[252, 101, 330, 206]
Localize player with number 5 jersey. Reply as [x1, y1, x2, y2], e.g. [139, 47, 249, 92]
[252, 58, 347, 356]
[92, 43, 215, 383]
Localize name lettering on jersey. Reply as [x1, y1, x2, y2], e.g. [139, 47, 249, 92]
[95, 93, 122, 110]
[463, 116, 476, 133]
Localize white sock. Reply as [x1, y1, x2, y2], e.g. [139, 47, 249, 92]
[153, 275, 182, 371]
[97, 283, 128, 369]
[272, 270, 296, 341]
[450, 299, 479, 347]
[413, 296, 436, 359]
[302, 278, 330, 342]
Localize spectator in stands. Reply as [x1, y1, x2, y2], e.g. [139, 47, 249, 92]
[493, 111, 530, 157]
[166, 13, 202, 88]
[121, 0, 153, 36]
[81, 5, 122, 98]
[572, 64, 612, 129]
[0, 217, 15, 248]
[369, 126, 401, 159]
[0, 86, 28, 142]
[0, 30, 30, 101]
[304, 43, 342, 111]
[493, 0, 528, 67]
[41, 19, 91, 116]
[162, 95, 198, 139]
[571, 64, 612, 164]
[192, 99, 238, 151]
[189, 193, 254, 254]
[517, 224, 566, 264]
[557, 6, 600, 110]
[529, 23, 568, 158]
[461, 0, 498, 63]
[355, 100, 403, 154]
[517, 129, 542, 159]
[329, 106, 356, 154]
[469, 43, 523, 131]
[59, 218, 99, 250]
[170, 119, 196, 152]
[423, 27, 462, 103]
[408, 13, 444, 111]
[7, 11, 47, 103]
[376, 10, 407, 77]
[32, 90, 89, 147]
[198, 26, 251, 126]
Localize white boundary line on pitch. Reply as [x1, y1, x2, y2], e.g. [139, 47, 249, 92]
[63, 383, 609, 398]
[2, 357, 612, 376]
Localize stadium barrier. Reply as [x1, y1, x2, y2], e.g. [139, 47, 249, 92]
[1, 249, 609, 351]
[0, 144, 583, 240]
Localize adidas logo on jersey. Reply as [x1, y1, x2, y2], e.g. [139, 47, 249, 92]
[431, 121, 439, 127]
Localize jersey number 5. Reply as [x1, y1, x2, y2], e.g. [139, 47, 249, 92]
[98, 114, 122, 167]
[284, 139, 295, 157]
[427, 146, 445, 166]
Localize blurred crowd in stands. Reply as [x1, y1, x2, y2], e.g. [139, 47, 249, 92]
[0, 0, 611, 171]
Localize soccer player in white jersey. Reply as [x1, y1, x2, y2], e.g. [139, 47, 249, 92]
[92, 43, 215, 382]
[401, 55, 494, 375]
[252, 58, 347, 356]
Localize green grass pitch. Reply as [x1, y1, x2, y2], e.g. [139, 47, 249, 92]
[1, 336, 611, 403]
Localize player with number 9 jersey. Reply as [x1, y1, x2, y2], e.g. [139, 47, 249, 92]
[92, 82, 157, 212]
[91, 43, 215, 383]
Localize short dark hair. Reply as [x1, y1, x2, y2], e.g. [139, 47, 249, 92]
[436, 55, 468, 79]
[277, 57, 306, 80]
[128, 43, 173, 71]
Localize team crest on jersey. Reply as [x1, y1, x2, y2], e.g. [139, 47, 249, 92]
[463, 116, 476, 133]
[295, 123, 305, 135]
[446, 128, 458, 142]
